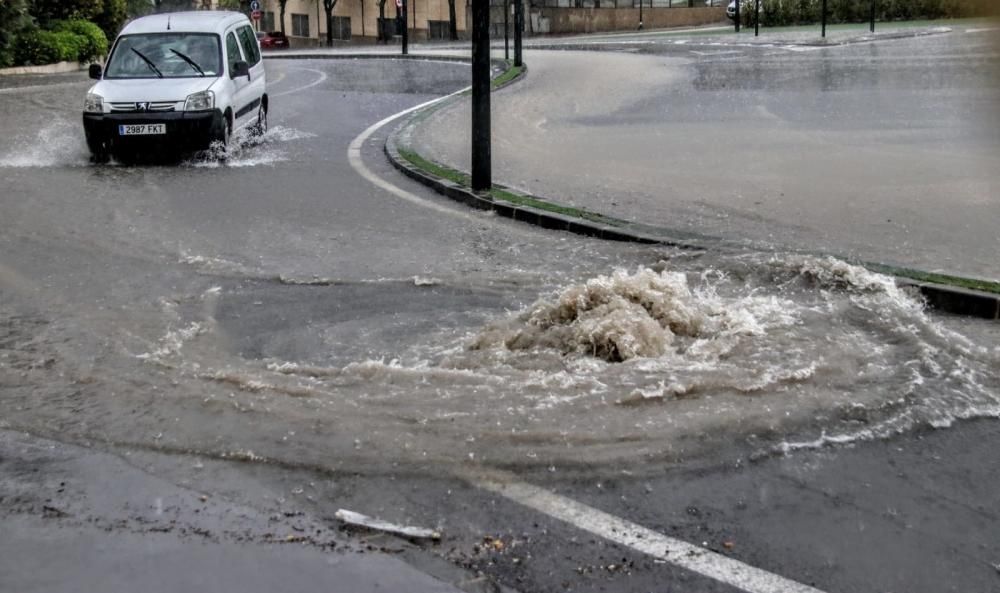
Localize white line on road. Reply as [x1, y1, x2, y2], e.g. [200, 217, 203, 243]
[475, 472, 829, 593]
[270, 67, 329, 98]
[965, 27, 1000, 34]
[690, 50, 744, 56]
[347, 84, 485, 220]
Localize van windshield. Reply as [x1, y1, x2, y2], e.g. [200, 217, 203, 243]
[105, 33, 222, 79]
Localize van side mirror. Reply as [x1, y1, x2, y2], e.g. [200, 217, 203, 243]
[231, 61, 250, 79]
[89, 64, 102, 79]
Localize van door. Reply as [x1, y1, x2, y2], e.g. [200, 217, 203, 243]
[235, 24, 265, 126]
[224, 29, 253, 129]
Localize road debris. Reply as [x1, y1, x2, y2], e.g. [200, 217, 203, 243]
[334, 509, 441, 541]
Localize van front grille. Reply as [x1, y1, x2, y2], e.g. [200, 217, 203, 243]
[109, 101, 178, 113]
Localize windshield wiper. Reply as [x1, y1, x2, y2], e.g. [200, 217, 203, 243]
[170, 48, 205, 76]
[131, 48, 163, 78]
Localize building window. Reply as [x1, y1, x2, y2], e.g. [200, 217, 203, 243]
[263, 11, 275, 32]
[331, 16, 351, 40]
[291, 13, 310, 37]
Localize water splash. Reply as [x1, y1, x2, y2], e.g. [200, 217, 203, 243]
[0, 119, 90, 167]
[185, 125, 315, 168]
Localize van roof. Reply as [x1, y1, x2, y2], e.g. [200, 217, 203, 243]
[119, 11, 248, 36]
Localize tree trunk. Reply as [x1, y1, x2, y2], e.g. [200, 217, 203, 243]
[324, 0, 337, 46]
[279, 0, 287, 33]
[377, 1, 386, 43]
[447, 0, 457, 40]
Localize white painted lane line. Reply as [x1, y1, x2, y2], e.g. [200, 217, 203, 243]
[476, 474, 828, 593]
[690, 50, 744, 56]
[966, 27, 1000, 34]
[271, 67, 329, 98]
[347, 85, 485, 220]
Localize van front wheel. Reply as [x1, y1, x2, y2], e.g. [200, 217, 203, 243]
[251, 103, 267, 138]
[212, 112, 231, 148]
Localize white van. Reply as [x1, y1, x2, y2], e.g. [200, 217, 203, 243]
[83, 11, 267, 162]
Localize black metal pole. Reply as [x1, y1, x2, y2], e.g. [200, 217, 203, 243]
[821, 0, 827, 38]
[471, 0, 491, 193]
[514, 0, 523, 68]
[754, 0, 759, 36]
[870, 0, 875, 33]
[735, 0, 740, 33]
[504, 0, 509, 61]
[638, 0, 643, 30]
[401, 0, 408, 54]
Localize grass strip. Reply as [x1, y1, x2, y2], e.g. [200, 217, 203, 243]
[867, 263, 1000, 295]
[397, 148, 622, 226]
[492, 63, 524, 88]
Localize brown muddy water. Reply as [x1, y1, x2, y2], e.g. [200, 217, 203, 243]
[4, 251, 995, 478]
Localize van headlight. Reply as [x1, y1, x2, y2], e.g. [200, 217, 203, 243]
[84, 93, 103, 113]
[184, 90, 215, 112]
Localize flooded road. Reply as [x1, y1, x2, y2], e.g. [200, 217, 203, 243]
[1, 53, 999, 593]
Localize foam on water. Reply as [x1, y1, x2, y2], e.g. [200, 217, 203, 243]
[129, 254, 997, 471]
[185, 125, 315, 168]
[269, 255, 997, 465]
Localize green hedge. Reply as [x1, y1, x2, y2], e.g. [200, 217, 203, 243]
[738, 0, 997, 27]
[11, 19, 108, 66]
[52, 19, 108, 62]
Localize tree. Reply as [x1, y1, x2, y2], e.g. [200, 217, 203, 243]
[278, 0, 286, 33]
[447, 0, 456, 40]
[0, 0, 35, 68]
[322, 0, 336, 45]
[375, 0, 386, 42]
[93, 0, 126, 40]
[29, 0, 103, 25]
[126, 0, 153, 18]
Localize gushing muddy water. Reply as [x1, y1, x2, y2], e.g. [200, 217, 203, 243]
[5, 250, 995, 477]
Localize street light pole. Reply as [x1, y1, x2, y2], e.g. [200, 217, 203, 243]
[870, 0, 876, 33]
[821, 0, 827, 37]
[754, 0, 759, 36]
[504, 0, 509, 61]
[735, 0, 740, 33]
[638, 0, 643, 31]
[471, 0, 491, 192]
[514, 0, 523, 68]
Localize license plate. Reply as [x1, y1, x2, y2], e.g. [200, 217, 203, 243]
[118, 124, 166, 136]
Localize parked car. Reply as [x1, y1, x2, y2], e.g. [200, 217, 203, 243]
[82, 11, 268, 162]
[257, 30, 290, 49]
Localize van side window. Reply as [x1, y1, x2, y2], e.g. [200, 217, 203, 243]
[226, 31, 243, 73]
[237, 26, 261, 67]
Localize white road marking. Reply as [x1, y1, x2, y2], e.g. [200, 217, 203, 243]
[965, 27, 999, 34]
[347, 85, 484, 220]
[271, 67, 329, 97]
[690, 50, 743, 56]
[476, 473, 829, 593]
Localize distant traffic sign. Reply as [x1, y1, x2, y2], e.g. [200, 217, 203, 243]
[251, 9, 262, 20]
[249, 0, 261, 10]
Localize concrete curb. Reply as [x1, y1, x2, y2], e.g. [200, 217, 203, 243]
[0, 61, 90, 76]
[381, 59, 1000, 320]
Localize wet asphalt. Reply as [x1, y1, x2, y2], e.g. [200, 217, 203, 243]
[0, 45, 998, 593]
